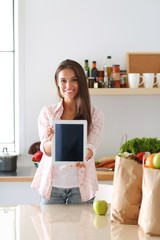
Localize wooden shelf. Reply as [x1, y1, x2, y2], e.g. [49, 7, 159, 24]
[89, 88, 160, 95]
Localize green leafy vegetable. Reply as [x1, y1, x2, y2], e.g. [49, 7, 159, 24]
[118, 153, 126, 157]
[120, 137, 160, 154]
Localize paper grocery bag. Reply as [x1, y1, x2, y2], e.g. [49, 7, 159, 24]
[111, 156, 142, 224]
[138, 167, 160, 236]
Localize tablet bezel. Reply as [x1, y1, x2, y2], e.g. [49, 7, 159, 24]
[52, 120, 87, 165]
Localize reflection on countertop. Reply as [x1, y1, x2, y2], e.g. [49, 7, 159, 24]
[0, 204, 160, 240]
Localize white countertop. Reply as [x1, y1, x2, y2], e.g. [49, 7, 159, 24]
[0, 204, 160, 240]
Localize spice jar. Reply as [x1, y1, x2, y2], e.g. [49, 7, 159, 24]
[97, 71, 105, 88]
[120, 70, 127, 88]
[94, 80, 99, 88]
[88, 77, 95, 88]
[98, 70, 104, 79]
[112, 65, 120, 88]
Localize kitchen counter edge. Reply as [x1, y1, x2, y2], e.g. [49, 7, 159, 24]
[0, 166, 114, 182]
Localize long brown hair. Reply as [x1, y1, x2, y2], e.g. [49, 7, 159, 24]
[55, 59, 92, 133]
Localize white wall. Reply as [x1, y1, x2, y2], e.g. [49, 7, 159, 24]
[18, 0, 160, 159]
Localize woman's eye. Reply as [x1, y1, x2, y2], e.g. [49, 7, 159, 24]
[72, 78, 78, 82]
[60, 79, 66, 83]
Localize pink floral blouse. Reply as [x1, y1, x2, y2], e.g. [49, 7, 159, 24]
[31, 100, 104, 202]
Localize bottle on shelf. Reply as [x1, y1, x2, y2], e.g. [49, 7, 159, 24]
[91, 61, 98, 80]
[104, 73, 108, 87]
[84, 59, 90, 78]
[108, 77, 115, 88]
[104, 56, 112, 86]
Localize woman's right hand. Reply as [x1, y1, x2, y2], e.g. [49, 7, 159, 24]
[43, 126, 54, 156]
[47, 125, 54, 141]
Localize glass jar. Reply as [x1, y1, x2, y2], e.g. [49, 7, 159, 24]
[120, 70, 127, 88]
[112, 65, 120, 88]
[88, 77, 95, 88]
[97, 71, 105, 87]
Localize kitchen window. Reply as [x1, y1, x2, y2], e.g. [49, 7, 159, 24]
[0, 0, 16, 152]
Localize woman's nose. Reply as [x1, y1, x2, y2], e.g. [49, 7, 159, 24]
[66, 81, 71, 88]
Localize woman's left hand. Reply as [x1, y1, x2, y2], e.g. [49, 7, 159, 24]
[75, 148, 93, 168]
[86, 148, 93, 161]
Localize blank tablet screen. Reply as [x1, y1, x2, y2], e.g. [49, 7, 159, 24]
[52, 120, 87, 165]
[55, 124, 83, 162]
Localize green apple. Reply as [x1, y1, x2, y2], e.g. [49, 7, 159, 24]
[93, 200, 108, 215]
[153, 153, 160, 169]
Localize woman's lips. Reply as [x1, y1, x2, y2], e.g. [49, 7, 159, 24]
[65, 89, 75, 94]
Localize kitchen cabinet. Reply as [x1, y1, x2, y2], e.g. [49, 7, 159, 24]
[89, 88, 160, 95]
[0, 182, 40, 205]
[0, 166, 40, 204]
[0, 181, 113, 204]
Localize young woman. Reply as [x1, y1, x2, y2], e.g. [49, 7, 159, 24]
[31, 59, 104, 204]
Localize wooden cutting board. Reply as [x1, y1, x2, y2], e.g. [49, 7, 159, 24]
[96, 170, 114, 181]
[95, 155, 115, 181]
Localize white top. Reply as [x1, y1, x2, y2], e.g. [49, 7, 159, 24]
[51, 119, 87, 188]
[52, 165, 79, 188]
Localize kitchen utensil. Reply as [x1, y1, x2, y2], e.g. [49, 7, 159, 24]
[0, 148, 18, 172]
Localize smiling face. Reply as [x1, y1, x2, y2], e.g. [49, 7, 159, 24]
[55, 59, 92, 132]
[57, 68, 79, 102]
